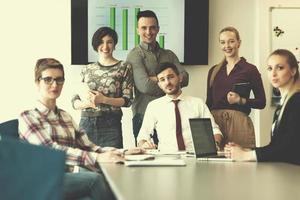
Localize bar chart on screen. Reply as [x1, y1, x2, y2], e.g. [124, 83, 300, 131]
[88, 0, 184, 62]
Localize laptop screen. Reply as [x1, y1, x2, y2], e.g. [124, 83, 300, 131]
[189, 118, 218, 158]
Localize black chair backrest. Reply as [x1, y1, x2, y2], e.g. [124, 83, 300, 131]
[0, 119, 19, 140]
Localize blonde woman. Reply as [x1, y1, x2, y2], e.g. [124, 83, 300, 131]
[206, 26, 266, 148]
[225, 49, 300, 165]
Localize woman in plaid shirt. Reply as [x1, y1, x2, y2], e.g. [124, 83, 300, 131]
[19, 58, 143, 199]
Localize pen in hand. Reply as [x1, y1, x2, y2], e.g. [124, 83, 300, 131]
[149, 134, 158, 149]
[141, 134, 157, 149]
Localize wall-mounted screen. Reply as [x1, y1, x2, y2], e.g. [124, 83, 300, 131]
[71, 0, 209, 65]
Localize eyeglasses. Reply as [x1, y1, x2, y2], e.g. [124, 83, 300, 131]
[39, 76, 65, 85]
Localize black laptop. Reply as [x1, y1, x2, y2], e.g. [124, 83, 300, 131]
[189, 118, 232, 161]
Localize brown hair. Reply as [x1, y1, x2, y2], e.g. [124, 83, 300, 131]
[209, 26, 241, 88]
[34, 58, 64, 83]
[268, 49, 299, 81]
[269, 49, 300, 122]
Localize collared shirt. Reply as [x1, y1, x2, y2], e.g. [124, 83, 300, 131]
[19, 101, 101, 169]
[206, 57, 266, 115]
[71, 61, 133, 117]
[126, 41, 189, 116]
[137, 94, 222, 152]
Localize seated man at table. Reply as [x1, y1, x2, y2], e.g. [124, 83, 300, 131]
[137, 62, 223, 152]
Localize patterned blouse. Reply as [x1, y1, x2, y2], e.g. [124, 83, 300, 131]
[72, 61, 133, 116]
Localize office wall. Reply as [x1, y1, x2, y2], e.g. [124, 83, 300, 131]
[1, 0, 298, 148]
[0, 0, 72, 120]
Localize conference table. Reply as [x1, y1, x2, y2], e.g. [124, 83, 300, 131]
[100, 158, 300, 200]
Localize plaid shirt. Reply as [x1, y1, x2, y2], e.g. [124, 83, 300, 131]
[19, 101, 101, 169]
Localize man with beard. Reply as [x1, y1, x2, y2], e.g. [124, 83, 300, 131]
[137, 62, 222, 152]
[127, 10, 189, 146]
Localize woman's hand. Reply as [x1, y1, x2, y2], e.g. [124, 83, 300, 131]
[125, 147, 146, 155]
[89, 90, 107, 105]
[138, 140, 157, 149]
[73, 95, 96, 109]
[224, 142, 254, 161]
[227, 91, 241, 105]
[96, 151, 124, 163]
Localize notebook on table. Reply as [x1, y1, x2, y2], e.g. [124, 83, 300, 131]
[120, 153, 186, 166]
[189, 118, 233, 162]
[124, 159, 186, 167]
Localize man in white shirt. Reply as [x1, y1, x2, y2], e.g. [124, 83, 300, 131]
[137, 62, 223, 152]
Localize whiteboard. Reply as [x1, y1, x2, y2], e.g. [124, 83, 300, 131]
[270, 7, 300, 105]
[271, 7, 300, 61]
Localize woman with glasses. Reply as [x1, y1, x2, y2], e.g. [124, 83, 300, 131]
[18, 58, 144, 199]
[206, 26, 266, 149]
[72, 27, 133, 148]
[225, 49, 300, 164]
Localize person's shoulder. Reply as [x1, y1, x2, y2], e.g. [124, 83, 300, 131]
[288, 92, 300, 104]
[86, 62, 98, 68]
[127, 46, 142, 55]
[151, 96, 165, 103]
[240, 57, 259, 70]
[19, 108, 41, 123]
[20, 109, 36, 117]
[127, 46, 145, 61]
[162, 48, 174, 53]
[57, 108, 74, 120]
[57, 107, 67, 113]
[183, 95, 205, 104]
[119, 60, 131, 68]
[284, 92, 300, 117]
[148, 96, 166, 106]
[208, 64, 218, 73]
[118, 61, 132, 74]
[84, 62, 98, 71]
[160, 48, 177, 56]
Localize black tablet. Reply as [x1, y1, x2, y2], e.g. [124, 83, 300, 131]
[232, 82, 251, 98]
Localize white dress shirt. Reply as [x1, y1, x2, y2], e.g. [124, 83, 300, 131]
[137, 93, 222, 152]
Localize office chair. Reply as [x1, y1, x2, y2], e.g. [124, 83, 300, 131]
[0, 139, 66, 200]
[0, 119, 19, 140]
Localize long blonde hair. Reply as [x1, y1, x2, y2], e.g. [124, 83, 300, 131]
[209, 26, 241, 88]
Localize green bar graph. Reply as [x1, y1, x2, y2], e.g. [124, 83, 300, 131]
[122, 9, 128, 50]
[134, 8, 140, 46]
[110, 7, 116, 30]
[159, 35, 165, 48]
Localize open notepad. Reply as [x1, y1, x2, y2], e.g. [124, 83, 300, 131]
[122, 153, 185, 166]
[124, 154, 155, 161]
[124, 158, 186, 167]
